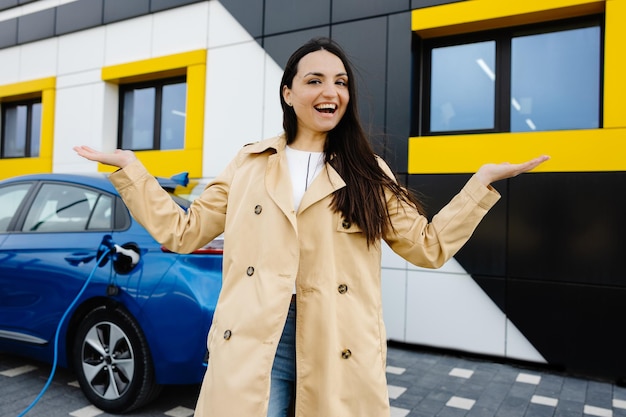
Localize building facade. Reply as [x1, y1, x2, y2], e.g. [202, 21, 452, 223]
[0, 0, 624, 381]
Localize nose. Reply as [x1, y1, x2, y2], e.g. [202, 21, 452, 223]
[321, 82, 338, 98]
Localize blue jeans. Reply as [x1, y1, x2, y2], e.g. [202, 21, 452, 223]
[267, 298, 296, 417]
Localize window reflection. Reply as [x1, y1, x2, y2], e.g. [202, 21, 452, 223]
[160, 82, 186, 150]
[1, 100, 42, 158]
[510, 26, 601, 132]
[119, 77, 187, 151]
[121, 88, 155, 150]
[430, 41, 495, 132]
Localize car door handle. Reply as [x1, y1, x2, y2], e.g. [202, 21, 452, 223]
[65, 253, 96, 266]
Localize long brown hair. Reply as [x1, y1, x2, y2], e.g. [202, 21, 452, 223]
[280, 37, 424, 245]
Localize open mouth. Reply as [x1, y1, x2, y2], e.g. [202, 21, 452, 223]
[315, 103, 337, 114]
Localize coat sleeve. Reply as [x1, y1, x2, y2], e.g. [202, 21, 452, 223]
[380, 159, 501, 269]
[109, 151, 242, 254]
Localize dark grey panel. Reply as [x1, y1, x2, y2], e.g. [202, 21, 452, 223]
[150, 0, 203, 13]
[0, 18, 17, 48]
[411, 0, 465, 9]
[407, 173, 507, 276]
[104, 0, 150, 24]
[383, 12, 411, 173]
[0, 0, 18, 12]
[508, 172, 626, 287]
[332, 0, 408, 23]
[332, 18, 387, 155]
[56, 0, 103, 36]
[264, 0, 330, 36]
[219, 0, 263, 38]
[18, 0, 37, 3]
[508, 279, 626, 381]
[263, 27, 330, 70]
[17, 8, 55, 44]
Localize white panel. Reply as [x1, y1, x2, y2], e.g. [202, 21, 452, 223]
[381, 268, 407, 341]
[56, 69, 101, 89]
[104, 15, 152, 66]
[262, 53, 285, 139]
[19, 38, 57, 80]
[152, 3, 209, 56]
[505, 320, 547, 363]
[208, 1, 255, 48]
[57, 27, 105, 75]
[407, 256, 468, 274]
[203, 41, 265, 177]
[405, 265, 506, 356]
[54, 83, 106, 173]
[0, 47, 19, 84]
[101, 83, 119, 153]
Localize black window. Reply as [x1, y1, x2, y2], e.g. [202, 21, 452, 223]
[118, 76, 187, 151]
[417, 16, 602, 136]
[1, 98, 42, 158]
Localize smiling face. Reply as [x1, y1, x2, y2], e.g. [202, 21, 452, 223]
[282, 49, 350, 147]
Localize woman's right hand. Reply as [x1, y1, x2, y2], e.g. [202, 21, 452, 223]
[73, 146, 137, 169]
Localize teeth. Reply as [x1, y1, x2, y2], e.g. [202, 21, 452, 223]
[315, 103, 337, 110]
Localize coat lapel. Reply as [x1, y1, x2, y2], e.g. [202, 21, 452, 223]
[298, 163, 346, 214]
[265, 150, 298, 231]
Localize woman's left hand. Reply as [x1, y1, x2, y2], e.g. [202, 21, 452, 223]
[475, 155, 550, 186]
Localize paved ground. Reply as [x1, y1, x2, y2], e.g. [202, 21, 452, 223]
[2, 343, 626, 417]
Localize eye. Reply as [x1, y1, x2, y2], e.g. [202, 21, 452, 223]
[307, 79, 322, 85]
[336, 79, 348, 87]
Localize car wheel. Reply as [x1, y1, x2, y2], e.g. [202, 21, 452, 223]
[72, 305, 162, 413]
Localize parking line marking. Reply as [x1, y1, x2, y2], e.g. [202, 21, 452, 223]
[449, 367, 474, 379]
[614, 399, 626, 410]
[68, 380, 80, 388]
[164, 406, 194, 417]
[69, 405, 103, 417]
[386, 366, 405, 375]
[388, 384, 407, 399]
[584, 405, 613, 417]
[531, 395, 558, 407]
[446, 396, 476, 410]
[516, 372, 541, 385]
[390, 406, 410, 417]
[0, 365, 37, 377]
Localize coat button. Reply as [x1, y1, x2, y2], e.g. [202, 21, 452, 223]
[338, 284, 348, 294]
[224, 330, 232, 340]
[247, 266, 255, 276]
[341, 349, 352, 359]
[342, 220, 351, 229]
[254, 205, 262, 214]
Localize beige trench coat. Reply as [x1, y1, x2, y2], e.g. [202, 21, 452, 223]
[110, 134, 500, 417]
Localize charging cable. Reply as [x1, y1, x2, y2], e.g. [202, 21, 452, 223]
[18, 235, 138, 416]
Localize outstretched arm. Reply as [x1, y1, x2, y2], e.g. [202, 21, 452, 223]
[475, 155, 550, 186]
[73, 146, 137, 169]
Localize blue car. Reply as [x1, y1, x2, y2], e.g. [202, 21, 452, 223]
[0, 173, 222, 413]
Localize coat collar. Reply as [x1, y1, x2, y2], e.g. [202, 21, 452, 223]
[244, 134, 346, 220]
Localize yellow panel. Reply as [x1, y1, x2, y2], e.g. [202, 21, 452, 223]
[603, 0, 626, 128]
[185, 63, 206, 152]
[412, 0, 605, 38]
[100, 50, 207, 177]
[0, 77, 56, 179]
[98, 148, 202, 178]
[0, 77, 55, 99]
[102, 50, 206, 83]
[408, 128, 626, 174]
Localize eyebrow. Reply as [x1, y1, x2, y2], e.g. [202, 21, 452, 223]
[303, 71, 348, 78]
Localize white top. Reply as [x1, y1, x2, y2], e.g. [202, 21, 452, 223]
[285, 145, 325, 212]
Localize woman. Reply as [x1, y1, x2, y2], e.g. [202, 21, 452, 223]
[74, 37, 548, 417]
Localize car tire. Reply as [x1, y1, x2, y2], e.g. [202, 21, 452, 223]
[72, 305, 162, 413]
